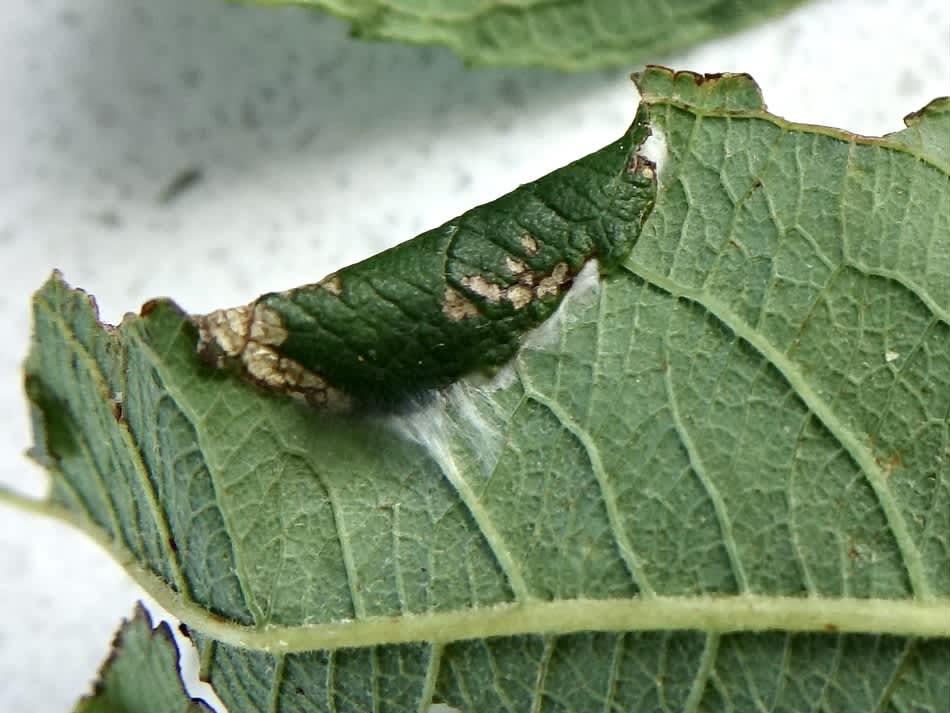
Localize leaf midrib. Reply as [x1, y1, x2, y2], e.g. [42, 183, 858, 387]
[4, 487, 947, 655]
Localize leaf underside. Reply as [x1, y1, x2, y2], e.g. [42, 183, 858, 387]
[74, 604, 213, 713]
[255, 0, 807, 69]
[10, 68, 950, 711]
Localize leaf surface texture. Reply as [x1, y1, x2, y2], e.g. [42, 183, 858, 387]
[10, 68, 950, 712]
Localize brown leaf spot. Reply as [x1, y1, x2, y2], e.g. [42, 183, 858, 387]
[875, 450, 904, 476]
[441, 287, 480, 321]
[195, 305, 254, 358]
[535, 262, 571, 299]
[242, 341, 350, 410]
[195, 302, 350, 411]
[506, 284, 533, 310]
[520, 233, 539, 256]
[248, 303, 288, 346]
[460, 274, 505, 303]
[505, 256, 528, 276]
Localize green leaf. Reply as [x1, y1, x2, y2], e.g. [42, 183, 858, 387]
[74, 604, 214, 713]
[193, 107, 657, 410]
[4, 67, 949, 712]
[254, 0, 808, 69]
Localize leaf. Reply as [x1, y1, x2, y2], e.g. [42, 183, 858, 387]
[193, 106, 656, 410]
[74, 604, 214, 713]
[4, 67, 949, 712]
[254, 0, 808, 70]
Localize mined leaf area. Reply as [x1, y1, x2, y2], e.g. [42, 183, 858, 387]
[4, 67, 949, 711]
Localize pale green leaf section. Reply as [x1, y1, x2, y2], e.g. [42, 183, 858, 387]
[74, 604, 214, 713]
[253, 0, 807, 69]
[4, 67, 950, 711]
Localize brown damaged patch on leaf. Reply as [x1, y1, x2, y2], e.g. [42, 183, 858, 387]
[460, 274, 506, 303]
[875, 449, 904, 476]
[505, 256, 530, 277]
[627, 153, 656, 181]
[534, 262, 572, 299]
[460, 259, 575, 311]
[673, 68, 749, 85]
[441, 287, 480, 321]
[506, 284, 534, 309]
[140, 298, 162, 317]
[193, 302, 351, 411]
[520, 232, 539, 256]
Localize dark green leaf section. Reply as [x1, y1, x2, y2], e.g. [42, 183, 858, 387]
[74, 604, 214, 713]
[265, 0, 806, 69]
[14, 68, 950, 711]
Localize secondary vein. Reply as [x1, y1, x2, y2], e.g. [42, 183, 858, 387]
[624, 262, 933, 600]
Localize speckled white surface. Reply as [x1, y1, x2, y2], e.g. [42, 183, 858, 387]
[1, 0, 948, 708]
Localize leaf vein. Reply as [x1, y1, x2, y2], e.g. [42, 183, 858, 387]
[626, 262, 933, 599]
[518, 365, 656, 596]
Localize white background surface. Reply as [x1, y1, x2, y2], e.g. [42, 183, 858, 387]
[1, 0, 948, 709]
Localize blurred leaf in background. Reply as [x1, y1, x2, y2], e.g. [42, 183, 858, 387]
[254, 0, 809, 69]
